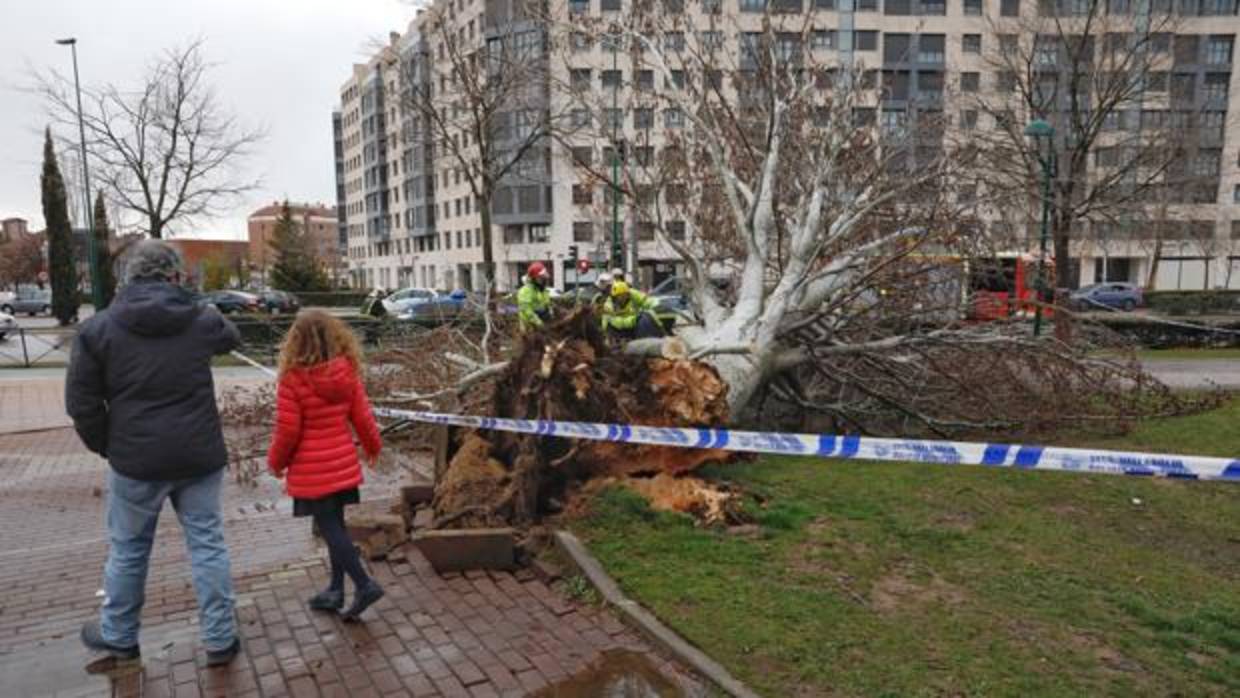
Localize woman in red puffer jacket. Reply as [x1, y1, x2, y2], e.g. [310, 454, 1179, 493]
[268, 310, 383, 621]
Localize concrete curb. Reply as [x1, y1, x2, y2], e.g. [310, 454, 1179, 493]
[553, 530, 762, 698]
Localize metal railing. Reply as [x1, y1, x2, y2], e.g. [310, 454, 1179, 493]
[0, 326, 78, 368]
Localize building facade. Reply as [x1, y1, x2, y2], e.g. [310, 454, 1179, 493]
[1, 217, 29, 244]
[247, 201, 345, 287]
[335, 1, 1240, 292]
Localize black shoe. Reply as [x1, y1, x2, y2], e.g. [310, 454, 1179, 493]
[341, 581, 385, 623]
[205, 637, 241, 667]
[308, 588, 344, 612]
[80, 620, 140, 660]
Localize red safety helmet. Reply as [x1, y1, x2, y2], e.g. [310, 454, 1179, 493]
[527, 262, 549, 279]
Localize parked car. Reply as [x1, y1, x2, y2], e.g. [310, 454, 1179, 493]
[0, 311, 16, 341]
[201, 290, 261, 315]
[1070, 283, 1144, 312]
[259, 289, 301, 315]
[648, 276, 691, 315]
[397, 289, 469, 321]
[382, 287, 438, 315]
[0, 288, 52, 317]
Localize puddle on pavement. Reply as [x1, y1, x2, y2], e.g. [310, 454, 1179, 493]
[534, 650, 684, 698]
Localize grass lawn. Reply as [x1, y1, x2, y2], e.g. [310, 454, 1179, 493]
[569, 401, 1240, 697]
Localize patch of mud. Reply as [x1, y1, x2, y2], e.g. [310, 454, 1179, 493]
[622, 474, 743, 526]
[870, 571, 967, 613]
[532, 649, 683, 698]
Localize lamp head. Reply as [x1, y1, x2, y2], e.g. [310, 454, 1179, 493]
[55, 38, 77, 46]
[1024, 119, 1055, 139]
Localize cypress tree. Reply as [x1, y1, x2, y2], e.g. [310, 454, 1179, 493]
[93, 192, 117, 308]
[41, 128, 79, 325]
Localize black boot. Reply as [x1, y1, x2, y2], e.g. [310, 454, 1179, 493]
[80, 620, 140, 660]
[308, 588, 344, 612]
[341, 581, 385, 623]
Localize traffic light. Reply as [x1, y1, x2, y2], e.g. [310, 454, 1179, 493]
[568, 245, 579, 260]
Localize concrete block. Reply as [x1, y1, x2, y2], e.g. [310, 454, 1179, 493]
[401, 483, 435, 508]
[412, 528, 516, 573]
[345, 511, 407, 560]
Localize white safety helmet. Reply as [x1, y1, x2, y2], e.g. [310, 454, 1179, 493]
[609, 268, 625, 282]
[595, 272, 613, 290]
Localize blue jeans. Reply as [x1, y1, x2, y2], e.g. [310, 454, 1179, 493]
[101, 468, 236, 651]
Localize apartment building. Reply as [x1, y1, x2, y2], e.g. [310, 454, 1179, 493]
[337, 1, 1240, 292]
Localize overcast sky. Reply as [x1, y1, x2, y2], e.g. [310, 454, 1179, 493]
[1, 0, 414, 239]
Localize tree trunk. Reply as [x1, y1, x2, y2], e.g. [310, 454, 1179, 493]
[1052, 226, 1073, 343]
[479, 190, 495, 290]
[1146, 237, 1163, 291]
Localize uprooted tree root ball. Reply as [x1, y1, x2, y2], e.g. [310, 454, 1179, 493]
[431, 308, 736, 529]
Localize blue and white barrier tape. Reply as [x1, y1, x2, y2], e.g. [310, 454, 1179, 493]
[372, 407, 1239, 482]
[229, 352, 1238, 482]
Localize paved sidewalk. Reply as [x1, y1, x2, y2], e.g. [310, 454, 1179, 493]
[0, 428, 702, 697]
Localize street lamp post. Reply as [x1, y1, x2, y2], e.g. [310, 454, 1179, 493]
[55, 37, 104, 311]
[1024, 119, 1055, 338]
[609, 32, 623, 273]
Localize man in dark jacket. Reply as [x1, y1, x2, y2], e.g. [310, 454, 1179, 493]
[66, 239, 242, 667]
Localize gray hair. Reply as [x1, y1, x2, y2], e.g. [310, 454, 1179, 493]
[121, 239, 183, 285]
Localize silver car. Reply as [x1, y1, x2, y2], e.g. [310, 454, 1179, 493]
[0, 289, 52, 317]
[0, 311, 15, 341]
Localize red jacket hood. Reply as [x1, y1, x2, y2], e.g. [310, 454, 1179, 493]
[296, 357, 357, 404]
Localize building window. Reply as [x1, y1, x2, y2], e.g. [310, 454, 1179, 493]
[635, 146, 654, 166]
[571, 146, 593, 166]
[605, 108, 624, 130]
[1206, 36, 1233, 65]
[961, 72, 980, 92]
[667, 70, 686, 89]
[700, 31, 723, 50]
[965, 0, 984, 13]
[601, 70, 622, 88]
[740, 0, 765, 10]
[601, 0, 621, 10]
[665, 107, 685, 128]
[812, 30, 836, 51]
[664, 32, 685, 52]
[573, 184, 593, 205]
[963, 34, 982, 54]
[569, 0, 589, 13]
[503, 226, 524, 244]
[634, 108, 654, 129]
[919, 35, 946, 63]
[571, 108, 591, 127]
[667, 221, 686, 241]
[855, 31, 878, 51]
[1205, 73, 1229, 103]
[530, 225, 550, 243]
[573, 222, 594, 242]
[1001, 0, 1020, 15]
[961, 110, 978, 130]
[636, 70, 654, 91]
[857, 0, 878, 9]
[570, 32, 591, 52]
[570, 69, 591, 90]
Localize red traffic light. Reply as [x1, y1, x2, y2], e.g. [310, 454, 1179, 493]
[577, 259, 591, 273]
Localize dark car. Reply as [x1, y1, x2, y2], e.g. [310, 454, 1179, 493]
[201, 290, 261, 315]
[259, 290, 300, 315]
[1070, 283, 1144, 312]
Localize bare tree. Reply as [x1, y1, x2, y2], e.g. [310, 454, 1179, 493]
[0, 232, 46, 291]
[971, 4, 1206, 317]
[36, 40, 263, 238]
[397, 1, 566, 288]
[536, 5, 1018, 418]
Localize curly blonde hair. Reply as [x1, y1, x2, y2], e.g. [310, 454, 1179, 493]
[277, 309, 364, 377]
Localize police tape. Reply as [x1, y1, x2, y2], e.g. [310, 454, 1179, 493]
[372, 407, 1239, 482]
[229, 351, 1239, 482]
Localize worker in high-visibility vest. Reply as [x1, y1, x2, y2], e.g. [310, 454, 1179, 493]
[601, 281, 662, 339]
[517, 262, 553, 332]
[592, 272, 613, 309]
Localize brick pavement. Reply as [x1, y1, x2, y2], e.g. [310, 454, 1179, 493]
[0, 428, 704, 697]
